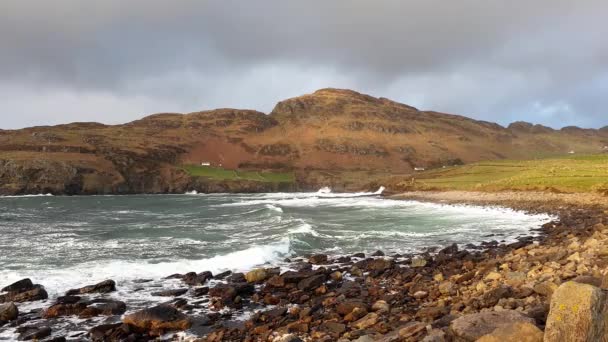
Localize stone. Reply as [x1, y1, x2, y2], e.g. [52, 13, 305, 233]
[320, 321, 346, 334]
[476, 322, 543, 342]
[544, 281, 608, 341]
[372, 300, 390, 313]
[411, 257, 427, 267]
[572, 275, 603, 287]
[1, 278, 34, 293]
[266, 275, 286, 287]
[0, 302, 18, 321]
[297, 274, 326, 291]
[366, 258, 393, 271]
[438, 281, 455, 295]
[245, 268, 269, 283]
[533, 281, 557, 297]
[353, 312, 379, 329]
[0, 285, 48, 303]
[449, 310, 535, 341]
[330, 271, 343, 281]
[183, 271, 213, 286]
[433, 273, 444, 282]
[353, 336, 374, 342]
[413, 291, 428, 299]
[422, 329, 446, 342]
[122, 304, 192, 334]
[16, 325, 52, 341]
[398, 321, 426, 338]
[309, 254, 328, 264]
[567, 252, 581, 262]
[337, 300, 368, 315]
[151, 288, 188, 297]
[66, 279, 116, 295]
[480, 285, 512, 308]
[372, 250, 385, 256]
[484, 272, 501, 281]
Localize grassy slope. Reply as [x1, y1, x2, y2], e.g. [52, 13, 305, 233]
[397, 154, 608, 193]
[183, 165, 295, 183]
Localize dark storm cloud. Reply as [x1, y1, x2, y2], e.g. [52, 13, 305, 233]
[1, 0, 607, 129]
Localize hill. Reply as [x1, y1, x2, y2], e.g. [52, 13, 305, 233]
[0, 88, 607, 195]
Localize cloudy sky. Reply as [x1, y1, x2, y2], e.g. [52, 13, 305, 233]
[1, 0, 607, 129]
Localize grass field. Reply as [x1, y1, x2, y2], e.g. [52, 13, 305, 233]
[400, 154, 608, 193]
[183, 165, 295, 183]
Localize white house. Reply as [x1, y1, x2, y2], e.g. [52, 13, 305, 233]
[568, 151, 575, 154]
[414, 167, 425, 171]
[201, 162, 211, 166]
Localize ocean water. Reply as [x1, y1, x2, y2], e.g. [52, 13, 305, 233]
[0, 189, 553, 339]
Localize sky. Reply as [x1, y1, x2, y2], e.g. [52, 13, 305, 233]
[1, 0, 607, 129]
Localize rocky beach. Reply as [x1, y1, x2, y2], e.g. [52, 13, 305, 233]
[1, 191, 607, 341]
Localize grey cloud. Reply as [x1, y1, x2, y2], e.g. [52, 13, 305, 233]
[0, 0, 607, 129]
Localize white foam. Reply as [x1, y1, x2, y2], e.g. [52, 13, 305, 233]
[185, 190, 198, 195]
[288, 222, 321, 237]
[0, 238, 291, 298]
[265, 204, 283, 213]
[0, 193, 54, 198]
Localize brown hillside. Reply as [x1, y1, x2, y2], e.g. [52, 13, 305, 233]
[0, 88, 606, 195]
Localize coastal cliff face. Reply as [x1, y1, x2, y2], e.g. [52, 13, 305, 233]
[1, 89, 607, 195]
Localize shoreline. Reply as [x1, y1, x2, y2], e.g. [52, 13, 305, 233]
[1, 190, 606, 341]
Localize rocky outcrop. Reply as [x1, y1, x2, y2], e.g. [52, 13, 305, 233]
[0, 279, 48, 303]
[0, 302, 18, 321]
[544, 281, 608, 341]
[476, 321, 543, 342]
[122, 304, 192, 335]
[449, 310, 535, 341]
[66, 279, 116, 295]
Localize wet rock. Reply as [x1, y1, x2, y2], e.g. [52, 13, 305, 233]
[66, 279, 116, 295]
[88, 323, 124, 341]
[337, 300, 368, 315]
[209, 283, 254, 302]
[413, 291, 428, 299]
[214, 270, 232, 279]
[2, 279, 34, 293]
[79, 299, 127, 318]
[352, 253, 366, 258]
[43, 302, 88, 318]
[122, 304, 192, 335]
[152, 288, 188, 297]
[16, 325, 52, 341]
[371, 250, 385, 256]
[449, 310, 535, 341]
[266, 275, 286, 288]
[245, 268, 269, 283]
[330, 271, 343, 281]
[366, 258, 393, 271]
[309, 254, 328, 264]
[297, 274, 326, 291]
[183, 271, 213, 286]
[476, 322, 543, 342]
[0, 285, 48, 303]
[0, 302, 18, 321]
[227, 272, 246, 283]
[545, 281, 607, 341]
[193, 287, 209, 297]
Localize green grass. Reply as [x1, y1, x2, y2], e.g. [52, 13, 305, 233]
[183, 165, 295, 183]
[402, 154, 608, 193]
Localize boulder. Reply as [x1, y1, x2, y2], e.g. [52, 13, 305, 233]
[449, 310, 535, 341]
[544, 281, 608, 341]
[353, 312, 379, 329]
[183, 271, 212, 286]
[245, 268, 268, 283]
[366, 258, 393, 271]
[411, 257, 427, 268]
[122, 304, 192, 334]
[0, 285, 48, 303]
[16, 325, 52, 341]
[0, 302, 18, 321]
[151, 288, 188, 297]
[2, 278, 34, 293]
[297, 274, 326, 291]
[476, 322, 543, 342]
[66, 279, 116, 295]
[44, 298, 126, 318]
[309, 254, 328, 264]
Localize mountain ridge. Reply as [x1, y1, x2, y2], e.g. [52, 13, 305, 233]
[0, 88, 606, 195]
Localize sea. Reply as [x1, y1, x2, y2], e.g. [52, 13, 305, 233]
[0, 188, 554, 339]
